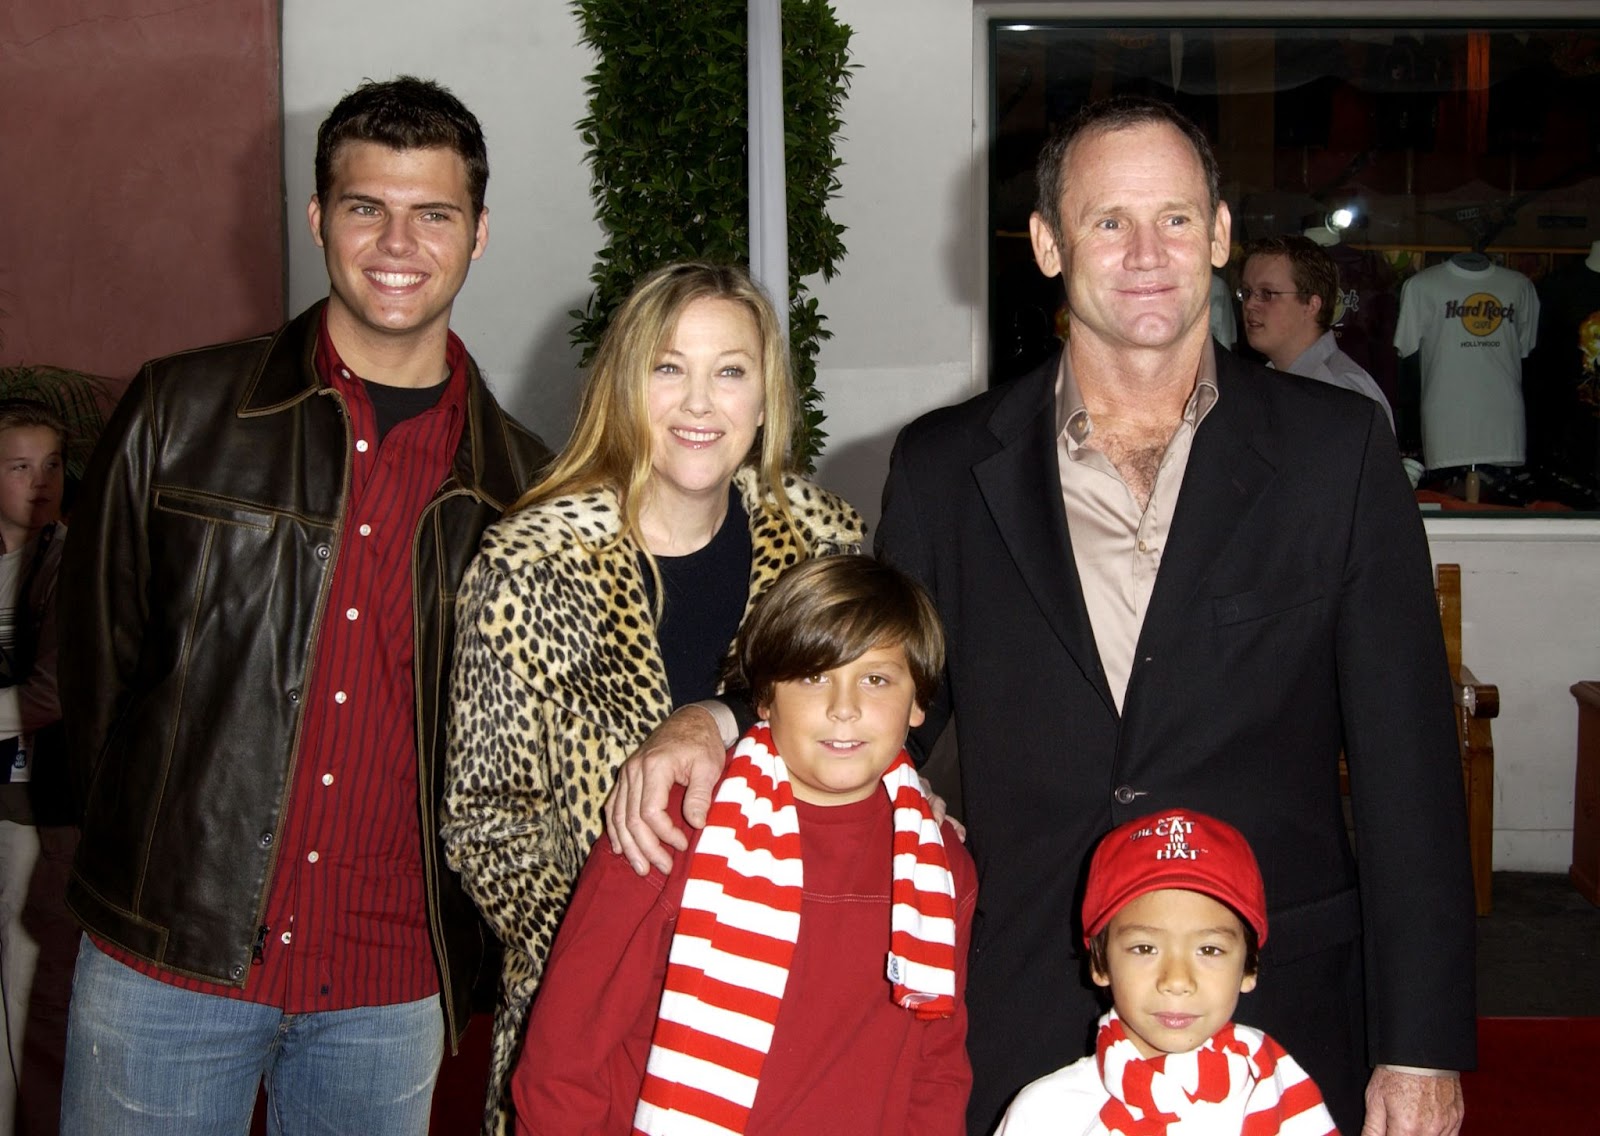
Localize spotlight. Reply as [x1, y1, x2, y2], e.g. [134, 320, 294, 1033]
[1327, 207, 1357, 232]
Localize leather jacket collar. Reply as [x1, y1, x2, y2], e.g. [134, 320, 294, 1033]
[237, 301, 525, 513]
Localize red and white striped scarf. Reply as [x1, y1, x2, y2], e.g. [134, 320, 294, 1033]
[1097, 1010, 1339, 1136]
[632, 723, 958, 1136]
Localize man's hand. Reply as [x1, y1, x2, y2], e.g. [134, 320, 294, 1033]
[919, 776, 966, 843]
[604, 705, 728, 875]
[1362, 1067, 1464, 1136]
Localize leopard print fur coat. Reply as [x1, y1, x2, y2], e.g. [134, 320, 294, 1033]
[442, 465, 863, 1135]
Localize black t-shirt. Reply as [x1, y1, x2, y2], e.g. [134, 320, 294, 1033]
[363, 377, 449, 442]
[1531, 265, 1600, 482]
[644, 490, 753, 708]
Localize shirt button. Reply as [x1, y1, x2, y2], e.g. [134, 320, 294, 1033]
[334, 691, 347, 705]
[340, 368, 351, 379]
[259, 831, 274, 848]
[1113, 785, 1144, 805]
[1137, 540, 1149, 553]
[307, 851, 320, 864]
[355, 439, 369, 453]
[280, 931, 293, 945]
[322, 773, 334, 786]
[316, 544, 331, 560]
[345, 607, 359, 621]
[358, 524, 372, 537]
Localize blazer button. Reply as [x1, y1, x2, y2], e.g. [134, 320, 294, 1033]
[1113, 785, 1144, 805]
[287, 689, 300, 704]
[259, 831, 274, 848]
[231, 964, 244, 980]
[315, 544, 331, 560]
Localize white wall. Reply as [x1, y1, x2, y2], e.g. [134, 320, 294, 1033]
[806, 0, 981, 531]
[1425, 520, 1600, 874]
[282, 1, 1600, 874]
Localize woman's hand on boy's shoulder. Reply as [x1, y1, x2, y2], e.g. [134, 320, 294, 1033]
[605, 704, 730, 876]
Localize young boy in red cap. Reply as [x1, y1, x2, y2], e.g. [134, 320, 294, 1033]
[511, 555, 976, 1135]
[995, 809, 1339, 1135]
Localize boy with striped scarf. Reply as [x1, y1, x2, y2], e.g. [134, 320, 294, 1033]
[512, 555, 976, 1135]
[996, 810, 1339, 1135]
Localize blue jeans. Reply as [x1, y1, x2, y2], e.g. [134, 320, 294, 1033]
[60, 936, 443, 1135]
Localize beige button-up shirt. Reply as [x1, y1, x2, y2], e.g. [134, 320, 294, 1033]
[1055, 347, 1219, 711]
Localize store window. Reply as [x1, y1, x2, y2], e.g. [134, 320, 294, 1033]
[989, 20, 1600, 512]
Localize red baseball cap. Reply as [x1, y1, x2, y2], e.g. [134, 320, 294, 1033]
[1082, 809, 1268, 945]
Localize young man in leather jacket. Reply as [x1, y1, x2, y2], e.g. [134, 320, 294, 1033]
[57, 76, 549, 1135]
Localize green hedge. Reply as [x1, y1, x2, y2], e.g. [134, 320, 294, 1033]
[571, 0, 853, 470]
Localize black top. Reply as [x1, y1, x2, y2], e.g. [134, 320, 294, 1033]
[364, 377, 449, 442]
[644, 489, 753, 708]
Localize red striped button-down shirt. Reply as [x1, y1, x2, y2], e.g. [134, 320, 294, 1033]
[102, 315, 466, 1010]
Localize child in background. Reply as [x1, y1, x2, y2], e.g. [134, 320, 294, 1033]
[996, 809, 1339, 1135]
[512, 554, 976, 1135]
[0, 399, 70, 1136]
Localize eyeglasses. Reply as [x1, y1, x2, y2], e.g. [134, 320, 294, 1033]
[1235, 287, 1309, 304]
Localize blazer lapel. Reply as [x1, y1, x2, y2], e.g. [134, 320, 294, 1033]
[974, 361, 1118, 716]
[1135, 352, 1278, 663]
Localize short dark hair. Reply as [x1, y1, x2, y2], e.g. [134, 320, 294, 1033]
[731, 555, 945, 711]
[0, 399, 66, 446]
[1086, 901, 1262, 980]
[1243, 235, 1340, 332]
[1034, 94, 1221, 237]
[315, 76, 489, 219]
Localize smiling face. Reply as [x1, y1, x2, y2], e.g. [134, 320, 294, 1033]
[1240, 252, 1323, 369]
[308, 141, 487, 375]
[644, 296, 767, 518]
[760, 644, 927, 807]
[1092, 888, 1257, 1058]
[0, 425, 63, 552]
[1029, 121, 1230, 361]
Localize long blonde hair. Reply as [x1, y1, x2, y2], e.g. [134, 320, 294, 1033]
[513, 263, 799, 552]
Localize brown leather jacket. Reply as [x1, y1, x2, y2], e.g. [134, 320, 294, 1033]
[59, 303, 549, 1044]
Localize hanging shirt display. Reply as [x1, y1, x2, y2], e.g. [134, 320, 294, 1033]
[1325, 243, 1402, 404]
[1394, 258, 1539, 469]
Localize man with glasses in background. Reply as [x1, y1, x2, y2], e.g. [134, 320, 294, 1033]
[1239, 234, 1394, 430]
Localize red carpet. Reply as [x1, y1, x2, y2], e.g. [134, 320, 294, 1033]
[430, 1015, 1598, 1135]
[257, 1013, 1592, 1134]
[430, 1012, 493, 1134]
[1461, 1017, 1600, 1135]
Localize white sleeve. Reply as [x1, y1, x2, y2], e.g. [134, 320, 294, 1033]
[1394, 274, 1424, 356]
[1518, 276, 1540, 356]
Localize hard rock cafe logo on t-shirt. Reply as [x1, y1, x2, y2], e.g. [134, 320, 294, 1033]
[1445, 292, 1515, 337]
[1335, 286, 1359, 325]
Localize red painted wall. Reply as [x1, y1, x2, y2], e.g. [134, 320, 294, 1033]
[0, 0, 284, 381]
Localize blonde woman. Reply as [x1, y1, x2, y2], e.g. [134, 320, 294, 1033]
[442, 262, 863, 1135]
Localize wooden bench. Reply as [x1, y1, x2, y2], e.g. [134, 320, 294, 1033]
[1340, 563, 1498, 915]
[1441, 564, 1499, 916]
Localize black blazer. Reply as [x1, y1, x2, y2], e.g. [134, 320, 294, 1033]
[877, 347, 1476, 1134]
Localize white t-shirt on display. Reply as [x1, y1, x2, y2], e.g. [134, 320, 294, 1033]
[1394, 258, 1539, 468]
